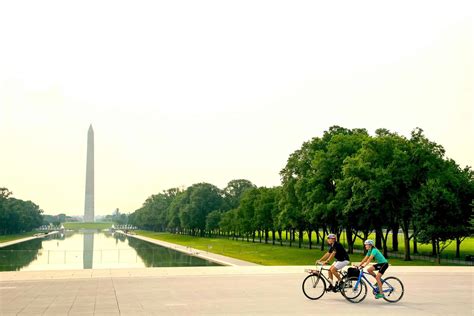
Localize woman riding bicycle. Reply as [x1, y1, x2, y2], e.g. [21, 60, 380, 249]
[357, 239, 389, 299]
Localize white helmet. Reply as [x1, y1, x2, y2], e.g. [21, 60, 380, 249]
[327, 234, 337, 240]
[364, 239, 374, 246]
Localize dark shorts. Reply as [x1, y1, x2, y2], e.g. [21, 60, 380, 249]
[373, 263, 389, 274]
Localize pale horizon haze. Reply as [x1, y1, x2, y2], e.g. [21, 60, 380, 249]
[1, 1, 473, 216]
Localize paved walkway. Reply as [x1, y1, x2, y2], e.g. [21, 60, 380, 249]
[0, 266, 472, 315]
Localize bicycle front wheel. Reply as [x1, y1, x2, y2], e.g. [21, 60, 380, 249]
[302, 274, 326, 300]
[341, 277, 367, 303]
[382, 277, 404, 303]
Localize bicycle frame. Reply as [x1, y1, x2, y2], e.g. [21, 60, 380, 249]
[305, 264, 347, 289]
[352, 268, 394, 294]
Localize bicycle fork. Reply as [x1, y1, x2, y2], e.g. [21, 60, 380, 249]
[312, 271, 321, 288]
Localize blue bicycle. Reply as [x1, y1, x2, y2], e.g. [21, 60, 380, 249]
[341, 267, 404, 303]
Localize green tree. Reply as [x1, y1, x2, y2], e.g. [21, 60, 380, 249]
[0, 190, 43, 235]
[223, 179, 256, 210]
[183, 183, 224, 236]
[403, 128, 448, 260]
[219, 209, 239, 239]
[340, 130, 410, 257]
[130, 188, 182, 231]
[310, 127, 368, 250]
[0, 188, 13, 234]
[413, 159, 474, 263]
[271, 186, 283, 245]
[280, 126, 368, 250]
[238, 188, 259, 242]
[254, 187, 278, 244]
[454, 166, 474, 258]
[280, 141, 312, 248]
[206, 210, 222, 236]
[166, 190, 188, 233]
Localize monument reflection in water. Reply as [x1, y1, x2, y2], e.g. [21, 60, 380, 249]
[0, 232, 220, 271]
[82, 232, 94, 269]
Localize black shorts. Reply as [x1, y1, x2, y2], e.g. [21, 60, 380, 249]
[373, 263, 389, 274]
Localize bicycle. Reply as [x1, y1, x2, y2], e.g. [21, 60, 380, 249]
[340, 266, 404, 303]
[302, 263, 351, 300]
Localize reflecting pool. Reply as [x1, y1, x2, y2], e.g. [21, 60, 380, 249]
[0, 231, 220, 271]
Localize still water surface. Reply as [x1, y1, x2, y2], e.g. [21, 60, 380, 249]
[0, 231, 220, 271]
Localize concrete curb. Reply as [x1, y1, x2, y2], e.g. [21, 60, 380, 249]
[1, 265, 471, 282]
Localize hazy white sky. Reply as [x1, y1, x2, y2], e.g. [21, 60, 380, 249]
[1, 1, 473, 216]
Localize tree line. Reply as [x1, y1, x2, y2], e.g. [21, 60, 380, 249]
[0, 188, 43, 235]
[129, 126, 473, 262]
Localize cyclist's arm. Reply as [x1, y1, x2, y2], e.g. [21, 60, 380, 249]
[357, 256, 369, 267]
[326, 251, 336, 263]
[317, 253, 330, 263]
[361, 255, 374, 268]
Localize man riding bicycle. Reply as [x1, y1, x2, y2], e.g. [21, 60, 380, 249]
[357, 239, 389, 299]
[316, 234, 350, 292]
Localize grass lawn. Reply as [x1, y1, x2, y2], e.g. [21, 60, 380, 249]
[338, 232, 474, 259]
[0, 232, 37, 243]
[136, 231, 453, 266]
[268, 231, 474, 259]
[63, 222, 113, 230]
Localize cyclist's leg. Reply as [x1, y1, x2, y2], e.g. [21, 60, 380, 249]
[328, 263, 335, 284]
[379, 262, 389, 274]
[375, 263, 388, 298]
[333, 260, 350, 291]
[375, 272, 383, 295]
[332, 260, 349, 282]
[327, 263, 334, 291]
[329, 264, 338, 282]
[367, 264, 377, 278]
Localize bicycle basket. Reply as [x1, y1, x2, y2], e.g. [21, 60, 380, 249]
[347, 267, 360, 278]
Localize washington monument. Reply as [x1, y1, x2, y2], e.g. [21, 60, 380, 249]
[84, 125, 94, 222]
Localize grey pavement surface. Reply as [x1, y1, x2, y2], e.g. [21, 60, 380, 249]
[0, 266, 472, 315]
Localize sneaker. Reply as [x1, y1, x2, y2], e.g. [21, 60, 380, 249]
[375, 293, 384, 299]
[327, 284, 333, 292]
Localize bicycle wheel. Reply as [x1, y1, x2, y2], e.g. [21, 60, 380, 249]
[341, 277, 367, 303]
[382, 277, 404, 303]
[302, 274, 326, 300]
